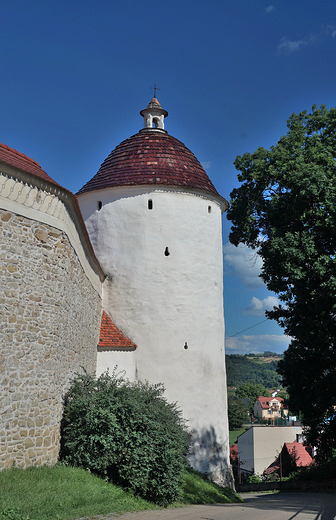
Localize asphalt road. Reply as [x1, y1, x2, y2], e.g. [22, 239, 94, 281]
[108, 492, 336, 520]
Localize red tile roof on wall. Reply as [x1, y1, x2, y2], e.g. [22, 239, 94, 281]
[98, 311, 137, 351]
[0, 142, 60, 186]
[76, 130, 219, 197]
[0, 141, 105, 281]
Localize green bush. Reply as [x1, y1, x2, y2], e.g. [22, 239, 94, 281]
[248, 474, 261, 483]
[60, 370, 191, 505]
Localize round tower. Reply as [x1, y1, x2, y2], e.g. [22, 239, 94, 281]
[77, 97, 232, 485]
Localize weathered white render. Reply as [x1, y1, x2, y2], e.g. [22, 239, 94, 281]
[77, 97, 232, 485]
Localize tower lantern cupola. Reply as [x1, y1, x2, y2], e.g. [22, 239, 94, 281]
[140, 97, 168, 132]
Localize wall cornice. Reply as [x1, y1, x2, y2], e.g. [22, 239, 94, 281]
[0, 162, 105, 294]
[78, 184, 229, 213]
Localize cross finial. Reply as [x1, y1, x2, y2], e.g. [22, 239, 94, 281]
[150, 84, 160, 98]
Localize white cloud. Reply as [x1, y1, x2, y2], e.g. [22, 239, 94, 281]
[201, 161, 211, 170]
[225, 334, 291, 355]
[265, 5, 274, 13]
[277, 37, 307, 53]
[224, 242, 264, 288]
[278, 25, 336, 54]
[244, 295, 279, 316]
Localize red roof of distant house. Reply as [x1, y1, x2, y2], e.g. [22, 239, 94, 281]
[76, 130, 220, 197]
[0, 142, 60, 186]
[264, 460, 280, 475]
[284, 442, 313, 467]
[230, 445, 238, 462]
[256, 396, 284, 409]
[98, 311, 137, 351]
[264, 442, 313, 475]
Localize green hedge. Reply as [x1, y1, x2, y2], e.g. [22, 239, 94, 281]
[60, 370, 191, 505]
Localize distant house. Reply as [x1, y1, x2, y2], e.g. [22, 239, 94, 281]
[237, 425, 303, 475]
[264, 441, 313, 477]
[254, 396, 288, 421]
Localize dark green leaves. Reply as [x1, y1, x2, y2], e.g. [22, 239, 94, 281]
[60, 370, 190, 505]
[228, 105, 336, 458]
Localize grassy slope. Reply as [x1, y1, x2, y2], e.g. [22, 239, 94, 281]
[0, 465, 242, 520]
[181, 468, 243, 505]
[0, 465, 157, 519]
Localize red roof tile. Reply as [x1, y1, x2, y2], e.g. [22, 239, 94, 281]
[77, 130, 219, 197]
[98, 311, 137, 351]
[264, 442, 313, 475]
[0, 141, 105, 281]
[0, 142, 60, 186]
[284, 442, 313, 467]
[264, 460, 280, 475]
[256, 396, 284, 409]
[230, 444, 238, 462]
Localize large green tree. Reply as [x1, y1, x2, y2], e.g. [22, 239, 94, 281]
[228, 396, 249, 430]
[227, 105, 336, 458]
[236, 382, 270, 415]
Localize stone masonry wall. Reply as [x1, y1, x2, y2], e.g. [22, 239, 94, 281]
[0, 209, 101, 469]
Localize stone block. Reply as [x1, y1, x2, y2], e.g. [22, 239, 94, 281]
[43, 437, 51, 447]
[27, 418, 34, 428]
[27, 449, 36, 458]
[34, 229, 48, 242]
[24, 438, 34, 448]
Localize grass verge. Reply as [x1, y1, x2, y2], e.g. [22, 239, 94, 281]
[0, 465, 157, 520]
[181, 467, 243, 505]
[0, 464, 242, 520]
[229, 427, 250, 445]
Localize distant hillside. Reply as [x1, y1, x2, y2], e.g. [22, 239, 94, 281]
[225, 353, 283, 388]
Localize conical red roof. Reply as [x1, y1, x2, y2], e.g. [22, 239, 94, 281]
[77, 130, 219, 196]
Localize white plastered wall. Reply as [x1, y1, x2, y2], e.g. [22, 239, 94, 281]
[78, 185, 231, 483]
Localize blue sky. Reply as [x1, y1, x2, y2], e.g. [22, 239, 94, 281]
[2, 0, 336, 355]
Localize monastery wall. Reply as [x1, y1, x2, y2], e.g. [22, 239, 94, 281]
[0, 168, 103, 470]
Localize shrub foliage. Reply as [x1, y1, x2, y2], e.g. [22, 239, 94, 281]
[60, 370, 191, 505]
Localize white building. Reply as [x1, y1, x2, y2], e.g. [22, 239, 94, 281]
[238, 425, 303, 476]
[77, 96, 232, 485]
